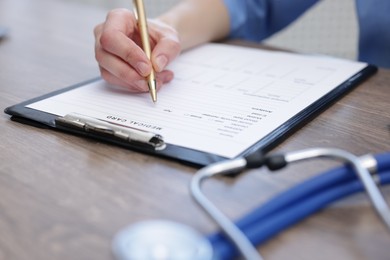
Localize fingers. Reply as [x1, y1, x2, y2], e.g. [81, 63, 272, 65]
[94, 8, 180, 93]
[149, 20, 181, 73]
[99, 65, 174, 92]
[100, 67, 146, 92]
[94, 11, 148, 92]
[96, 32, 174, 92]
[98, 9, 152, 77]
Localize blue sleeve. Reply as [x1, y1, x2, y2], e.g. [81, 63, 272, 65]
[355, 0, 390, 67]
[223, 0, 320, 42]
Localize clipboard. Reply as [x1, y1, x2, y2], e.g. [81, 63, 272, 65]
[4, 44, 378, 166]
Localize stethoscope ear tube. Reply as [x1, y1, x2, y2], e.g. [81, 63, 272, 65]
[190, 157, 264, 260]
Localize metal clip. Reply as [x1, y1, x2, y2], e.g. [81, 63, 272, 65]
[55, 113, 166, 150]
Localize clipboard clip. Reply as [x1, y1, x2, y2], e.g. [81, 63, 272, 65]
[55, 113, 166, 150]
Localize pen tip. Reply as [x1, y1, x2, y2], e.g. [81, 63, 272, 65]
[148, 80, 157, 103]
[151, 89, 157, 103]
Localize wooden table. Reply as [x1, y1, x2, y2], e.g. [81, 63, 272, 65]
[1, 0, 389, 259]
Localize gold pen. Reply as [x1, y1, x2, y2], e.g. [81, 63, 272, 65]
[133, 0, 157, 102]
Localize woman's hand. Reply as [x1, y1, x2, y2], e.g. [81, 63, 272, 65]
[94, 9, 181, 92]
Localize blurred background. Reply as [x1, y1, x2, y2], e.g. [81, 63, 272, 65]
[74, 0, 358, 60]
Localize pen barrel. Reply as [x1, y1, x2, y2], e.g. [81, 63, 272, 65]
[147, 70, 156, 82]
[133, 0, 152, 59]
[133, 0, 157, 102]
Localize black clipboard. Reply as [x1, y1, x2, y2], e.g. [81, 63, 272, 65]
[4, 45, 378, 167]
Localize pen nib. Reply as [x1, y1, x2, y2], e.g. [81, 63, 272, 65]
[148, 79, 157, 103]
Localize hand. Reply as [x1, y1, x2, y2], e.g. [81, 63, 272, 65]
[94, 8, 181, 92]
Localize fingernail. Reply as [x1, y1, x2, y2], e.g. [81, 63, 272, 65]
[134, 80, 149, 92]
[137, 62, 150, 76]
[155, 55, 168, 72]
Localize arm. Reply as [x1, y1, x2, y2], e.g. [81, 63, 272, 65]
[157, 0, 230, 51]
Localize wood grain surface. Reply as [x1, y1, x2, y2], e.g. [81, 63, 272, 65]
[0, 0, 389, 259]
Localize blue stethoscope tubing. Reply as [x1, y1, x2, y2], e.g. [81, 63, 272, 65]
[208, 152, 390, 259]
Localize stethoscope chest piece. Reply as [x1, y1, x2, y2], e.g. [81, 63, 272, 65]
[112, 220, 213, 260]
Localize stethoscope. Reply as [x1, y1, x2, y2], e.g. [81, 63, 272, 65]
[112, 148, 390, 260]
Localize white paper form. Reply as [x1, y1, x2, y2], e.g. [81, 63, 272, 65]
[27, 44, 367, 158]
